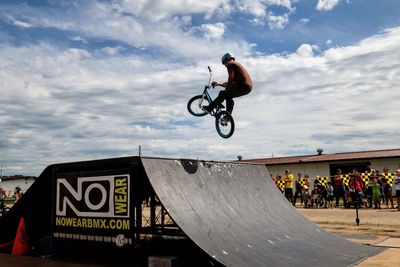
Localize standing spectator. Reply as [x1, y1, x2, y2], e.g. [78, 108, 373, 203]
[334, 169, 347, 208]
[393, 169, 400, 211]
[369, 171, 381, 209]
[0, 188, 5, 199]
[13, 186, 24, 202]
[354, 169, 365, 191]
[382, 167, 395, 209]
[304, 174, 311, 188]
[326, 181, 334, 208]
[344, 179, 351, 208]
[271, 174, 278, 185]
[0, 187, 5, 203]
[349, 170, 364, 207]
[283, 170, 294, 205]
[366, 174, 374, 208]
[375, 170, 384, 203]
[365, 166, 373, 208]
[373, 170, 385, 206]
[293, 173, 304, 207]
[302, 185, 311, 208]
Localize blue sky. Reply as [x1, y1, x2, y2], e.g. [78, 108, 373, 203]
[1, 0, 400, 175]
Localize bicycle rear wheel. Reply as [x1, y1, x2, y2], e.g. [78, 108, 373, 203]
[215, 111, 235, 138]
[187, 95, 210, 117]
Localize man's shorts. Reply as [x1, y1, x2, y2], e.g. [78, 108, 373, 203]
[226, 82, 252, 98]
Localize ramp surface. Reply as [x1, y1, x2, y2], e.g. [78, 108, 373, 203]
[141, 158, 382, 267]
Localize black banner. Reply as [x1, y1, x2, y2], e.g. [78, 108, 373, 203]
[53, 174, 132, 247]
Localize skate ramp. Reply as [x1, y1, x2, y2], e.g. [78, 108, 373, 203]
[142, 158, 382, 267]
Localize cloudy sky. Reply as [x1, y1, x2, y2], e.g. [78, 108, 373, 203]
[1, 0, 399, 176]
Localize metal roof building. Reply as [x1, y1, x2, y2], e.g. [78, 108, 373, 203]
[241, 148, 400, 179]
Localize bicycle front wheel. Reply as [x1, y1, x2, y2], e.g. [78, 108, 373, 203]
[215, 111, 235, 138]
[187, 95, 210, 117]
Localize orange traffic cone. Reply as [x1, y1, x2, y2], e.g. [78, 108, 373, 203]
[12, 217, 29, 255]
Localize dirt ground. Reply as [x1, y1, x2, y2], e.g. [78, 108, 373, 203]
[299, 207, 400, 267]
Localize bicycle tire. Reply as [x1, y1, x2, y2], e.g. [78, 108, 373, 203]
[187, 95, 210, 117]
[215, 111, 235, 138]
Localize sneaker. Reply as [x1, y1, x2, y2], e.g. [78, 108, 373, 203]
[202, 105, 212, 114]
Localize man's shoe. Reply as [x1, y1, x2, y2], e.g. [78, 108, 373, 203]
[202, 105, 212, 114]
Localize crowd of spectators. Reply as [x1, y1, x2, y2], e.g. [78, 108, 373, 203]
[272, 167, 400, 211]
[0, 186, 24, 216]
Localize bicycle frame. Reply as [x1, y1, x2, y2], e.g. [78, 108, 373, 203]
[200, 86, 213, 107]
[198, 66, 222, 115]
[187, 66, 235, 138]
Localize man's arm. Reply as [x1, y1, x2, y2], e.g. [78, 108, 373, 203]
[212, 64, 234, 88]
[212, 81, 227, 87]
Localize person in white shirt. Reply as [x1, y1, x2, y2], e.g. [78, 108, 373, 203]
[393, 169, 400, 211]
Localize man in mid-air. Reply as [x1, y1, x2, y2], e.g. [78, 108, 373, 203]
[203, 52, 253, 114]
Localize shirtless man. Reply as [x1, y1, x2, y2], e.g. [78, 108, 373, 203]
[203, 52, 252, 114]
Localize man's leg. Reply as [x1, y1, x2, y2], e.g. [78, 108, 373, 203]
[203, 90, 227, 113]
[289, 189, 294, 205]
[226, 97, 234, 114]
[293, 191, 297, 206]
[335, 187, 340, 207]
[225, 83, 250, 114]
[339, 187, 346, 207]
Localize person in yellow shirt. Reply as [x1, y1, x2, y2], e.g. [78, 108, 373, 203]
[293, 173, 304, 207]
[284, 169, 294, 205]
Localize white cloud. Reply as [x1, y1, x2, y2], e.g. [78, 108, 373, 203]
[316, 0, 340, 11]
[237, 0, 293, 16]
[5, 15, 33, 28]
[236, 0, 268, 17]
[101, 46, 122, 56]
[267, 12, 290, 30]
[296, 43, 316, 57]
[119, 0, 230, 22]
[69, 36, 88, 43]
[0, 1, 252, 61]
[299, 18, 310, 24]
[236, 0, 295, 30]
[326, 39, 333, 46]
[200, 23, 225, 40]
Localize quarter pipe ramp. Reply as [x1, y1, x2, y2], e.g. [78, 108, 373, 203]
[142, 158, 381, 267]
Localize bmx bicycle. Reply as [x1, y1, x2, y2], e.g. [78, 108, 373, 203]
[187, 66, 235, 138]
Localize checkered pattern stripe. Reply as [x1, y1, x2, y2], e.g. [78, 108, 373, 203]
[341, 174, 350, 186]
[361, 172, 371, 186]
[277, 180, 285, 192]
[317, 176, 329, 186]
[297, 178, 306, 186]
[382, 173, 394, 187]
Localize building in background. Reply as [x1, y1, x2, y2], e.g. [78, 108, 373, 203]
[241, 148, 400, 183]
